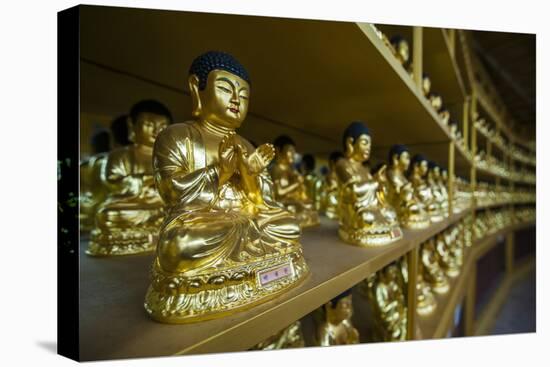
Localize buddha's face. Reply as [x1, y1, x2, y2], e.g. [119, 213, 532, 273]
[418, 160, 428, 176]
[192, 69, 250, 129]
[280, 144, 296, 165]
[398, 151, 410, 171]
[442, 171, 448, 180]
[434, 166, 441, 177]
[132, 112, 169, 147]
[328, 295, 353, 323]
[431, 95, 443, 111]
[351, 134, 371, 162]
[422, 76, 431, 96]
[398, 41, 409, 64]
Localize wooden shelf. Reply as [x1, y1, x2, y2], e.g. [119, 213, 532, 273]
[415, 220, 535, 339]
[79, 210, 470, 361]
[80, 6, 456, 156]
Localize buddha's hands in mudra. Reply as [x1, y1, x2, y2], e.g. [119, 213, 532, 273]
[241, 143, 275, 175]
[218, 132, 239, 185]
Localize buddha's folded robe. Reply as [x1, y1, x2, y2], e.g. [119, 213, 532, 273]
[153, 122, 302, 274]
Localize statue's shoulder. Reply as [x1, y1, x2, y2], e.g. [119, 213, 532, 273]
[157, 121, 200, 140]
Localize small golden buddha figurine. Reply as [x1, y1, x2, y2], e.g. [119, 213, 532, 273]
[144, 51, 309, 323]
[86, 100, 172, 256]
[448, 226, 464, 268]
[251, 321, 305, 350]
[427, 162, 449, 217]
[316, 290, 360, 346]
[421, 73, 432, 97]
[335, 122, 403, 247]
[390, 35, 411, 70]
[421, 239, 450, 294]
[80, 130, 111, 232]
[435, 233, 460, 278]
[271, 135, 320, 228]
[439, 107, 451, 126]
[366, 264, 407, 341]
[408, 155, 444, 223]
[320, 151, 343, 220]
[399, 256, 437, 316]
[386, 145, 431, 229]
[300, 154, 323, 211]
[428, 93, 443, 112]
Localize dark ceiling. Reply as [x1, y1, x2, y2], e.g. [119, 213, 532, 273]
[470, 30, 535, 140]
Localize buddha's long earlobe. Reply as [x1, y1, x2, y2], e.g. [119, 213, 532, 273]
[126, 117, 135, 143]
[345, 137, 354, 158]
[189, 74, 202, 117]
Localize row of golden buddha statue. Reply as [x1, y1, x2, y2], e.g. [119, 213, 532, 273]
[252, 204, 535, 350]
[79, 51, 523, 326]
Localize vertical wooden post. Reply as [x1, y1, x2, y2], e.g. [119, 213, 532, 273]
[463, 97, 470, 151]
[413, 27, 423, 90]
[448, 29, 456, 59]
[464, 262, 477, 336]
[448, 141, 455, 216]
[406, 247, 419, 340]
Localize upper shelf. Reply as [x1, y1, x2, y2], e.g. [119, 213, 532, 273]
[80, 6, 455, 155]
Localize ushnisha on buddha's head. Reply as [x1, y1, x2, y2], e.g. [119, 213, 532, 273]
[188, 51, 251, 130]
[412, 154, 429, 176]
[274, 135, 297, 165]
[127, 100, 172, 147]
[325, 289, 353, 324]
[389, 144, 411, 171]
[343, 121, 372, 163]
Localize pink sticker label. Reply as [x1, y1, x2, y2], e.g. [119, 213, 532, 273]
[259, 263, 293, 287]
[392, 228, 402, 238]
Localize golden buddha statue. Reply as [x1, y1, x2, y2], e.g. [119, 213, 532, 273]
[79, 130, 111, 232]
[321, 151, 343, 220]
[439, 107, 451, 126]
[399, 256, 437, 316]
[390, 35, 411, 70]
[86, 100, 172, 256]
[429, 93, 443, 112]
[427, 162, 449, 217]
[335, 122, 403, 247]
[316, 290, 360, 346]
[271, 136, 320, 228]
[144, 51, 309, 323]
[300, 154, 323, 211]
[435, 233, 460, 278]
[366, 264, 407, 341]
[251, 321, 305, 350]
[386, 145, 431, 229]
[421, 239, 450, 294]
[408, 155, 444, 223]
[448, 226, 464, 268]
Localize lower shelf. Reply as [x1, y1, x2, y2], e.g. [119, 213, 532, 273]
[415, 220, 535, 339]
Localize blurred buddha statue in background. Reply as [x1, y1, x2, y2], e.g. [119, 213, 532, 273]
[390, 35, 410, 70]
[251, 321, 305, 350]
[300, 154, 323, 211]
[335, 121, 402, 247]
[421, 239, 449, 294]
[79, 129, 111, 232]
[435, 232, 460, 278]
[427, 162, 449, 218]
[366, 263, 407, 341]
[408, 154, 444, 223]
[87, 100, 172, 256]
[386, 144, 430, 229]
[144, 51, 309, 323]
[321, 151, 343, 220]
[316, 290, 360, 346]
[399, 256, 437, 316]
[271, 135, 319, 228]
[110, 113, 132, 148]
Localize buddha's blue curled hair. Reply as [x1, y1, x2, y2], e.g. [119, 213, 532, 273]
[412, 154, 428, 166]
[329, 289, 353, 308]
[273, 135, 295, 150]
[189, 51, 251, 91]
[342, 121, 370, 150]
[388, 144, 409, 162]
